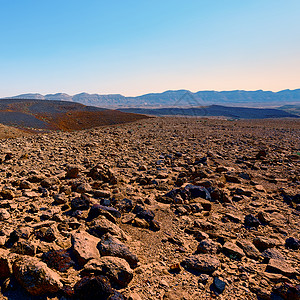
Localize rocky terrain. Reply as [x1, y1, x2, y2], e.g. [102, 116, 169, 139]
[0, 124, 29, 139]
[0, 117, 299, 300]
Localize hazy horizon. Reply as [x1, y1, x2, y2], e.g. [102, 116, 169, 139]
[1, 0, 299, 98]
[4, 87, 300, 99]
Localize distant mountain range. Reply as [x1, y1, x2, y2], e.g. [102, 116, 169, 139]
[7, 89, 300, 108]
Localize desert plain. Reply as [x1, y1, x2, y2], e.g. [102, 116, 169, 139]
[0, 116, 299, 300]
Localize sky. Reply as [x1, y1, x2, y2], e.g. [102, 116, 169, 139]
[0, 0, 299, 97]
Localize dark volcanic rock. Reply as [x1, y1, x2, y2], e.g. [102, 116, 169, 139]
[35, 227, 56, 242]
[74, 275, 113, 300]
[13, 256, 63, 296]
[213, 277, 226, 294]
[244, 214, 261, 228]
[0, 249, 11, 279]
[183, 254, 220, 273]
[285, 237, 300, 250]
[66, 165, 80, 178]
[88, 204, 121, 219]
[83, 256, 133, 287]
[197, 239, 220, 254]
[136, 209, 155, 222]
[273, 283, 300, 300]
[71, 194, 90, 211]
[183, 184, 211, 201]
[97, 233, 139, 268]
[42, 249, 74, 272]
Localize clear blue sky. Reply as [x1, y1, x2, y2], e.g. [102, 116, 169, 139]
[0, 0, 299, 97]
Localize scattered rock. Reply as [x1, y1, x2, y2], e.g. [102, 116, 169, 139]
[66, 165, 80, 179]
[213, 277, 226, 294]
[97, 233, 139, 268]
[11, 240, 36, 256]
[273, 282, 300, 300]
[13, 256, 63, 296]
[183, 254, 220, 273]
[71, 194, 90, 211]
[285, 237, 300, 250]
[0, 249, 11, 279]
[71, 231, 101, 266]
[74, 275, 114, 300]
[0, 208, 10, 220]
[236, 240, 260, 260]
[266, 259, 297, 277]
[261, 248, 285, 262]
[222, 242, 245, 260]
[244, 214, 261, 228]
[253, 237, 281, 252]
[83, 257, 133, 287]
[88, 216, 128, 240]
[197, 239, 221, 254]
[42, 249, 74, 272]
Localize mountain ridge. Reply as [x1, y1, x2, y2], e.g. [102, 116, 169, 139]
[7, 89, 300, 108]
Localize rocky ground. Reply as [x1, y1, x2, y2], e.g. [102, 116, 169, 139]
[0, 117, 299, 300]
[0, 124, 29, 139]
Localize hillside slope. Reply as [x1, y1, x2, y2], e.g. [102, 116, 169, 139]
[0, 99, 148, 131]
[118, 105, 300, 119]
[279, 104, 300, 116]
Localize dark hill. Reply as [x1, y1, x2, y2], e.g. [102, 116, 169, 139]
[0, 99, 148, 131]
[118, 105, 300, 119]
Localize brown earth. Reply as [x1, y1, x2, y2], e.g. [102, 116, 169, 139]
[0, 117, 299, 300]
[0, 123, 29, 139]
[0, 99, 149, 131]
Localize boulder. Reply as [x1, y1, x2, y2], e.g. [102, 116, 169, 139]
[222, 242, 245, 260]
[13, 256, 63, 296]
[66, 165, 80, 179]
[97, 233, 139, 268]
[83, 257, 133, 287]
[0, 249, 11, 279]
[197, 239, 221, 254]
[71, 231, 101, 266]
[285, 237, 300, 250]
[266, 259, 297, 277]
[88, 216, 128, 241]
[183, 254, 220, 273]
[236, 240, 260, 260]
[74, 275, 113, 300]
[0, 208, 10, 220]
[42, 249, 74, 272]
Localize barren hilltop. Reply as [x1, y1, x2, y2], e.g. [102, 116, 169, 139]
[0, 116, 299, 300]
